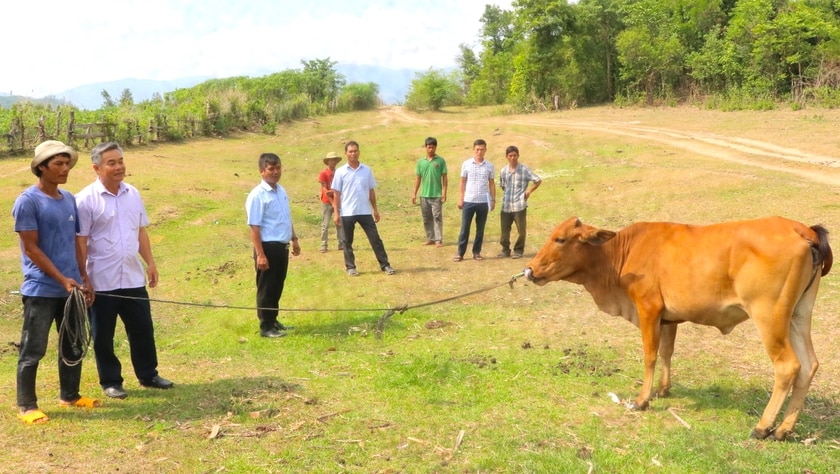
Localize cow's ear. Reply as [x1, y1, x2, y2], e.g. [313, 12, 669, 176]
[582, 229, 616, 245]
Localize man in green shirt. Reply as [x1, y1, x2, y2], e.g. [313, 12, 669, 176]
[411, 137, 448, 247]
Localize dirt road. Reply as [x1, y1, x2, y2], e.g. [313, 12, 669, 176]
[378, 106, 840, 186]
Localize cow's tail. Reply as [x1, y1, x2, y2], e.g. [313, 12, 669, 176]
[810, 224, 832, 276]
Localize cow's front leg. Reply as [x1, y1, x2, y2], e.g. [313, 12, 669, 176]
[632, 307, 663, 411]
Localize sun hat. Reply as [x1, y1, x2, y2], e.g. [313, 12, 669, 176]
[323, 151, 342, 165]
[32, 140, 79, 175]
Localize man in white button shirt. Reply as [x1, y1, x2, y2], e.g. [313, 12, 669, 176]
[455, 139, 496, 261]
[76, 142, 174, 399]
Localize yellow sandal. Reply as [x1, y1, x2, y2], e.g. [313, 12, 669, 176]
[19, 409, 50, 424]
[59, 396, 102, 408]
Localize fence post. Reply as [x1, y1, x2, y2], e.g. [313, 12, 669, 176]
[68, 111, 76, 143]
[38, 116, 46, 142]
[55, 109, 63, 138]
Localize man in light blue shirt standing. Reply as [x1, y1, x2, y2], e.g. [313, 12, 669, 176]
[246, 153, 301, 338]
[331, 141, 396, 276]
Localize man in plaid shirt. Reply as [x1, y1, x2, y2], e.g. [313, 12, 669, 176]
[498, 145, 541, 259]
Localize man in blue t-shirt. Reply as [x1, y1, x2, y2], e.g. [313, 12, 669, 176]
[12, 140, 98, 424]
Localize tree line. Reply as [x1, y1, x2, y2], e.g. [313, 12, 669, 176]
[5, 0, 840, 155]
[1, 58, 379, 155]
[406, 0, 840, 111]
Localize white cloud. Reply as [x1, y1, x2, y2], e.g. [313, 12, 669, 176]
[1, 0, 511, 97]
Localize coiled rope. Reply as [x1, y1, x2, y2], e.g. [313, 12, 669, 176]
[58, 287, 91, 366]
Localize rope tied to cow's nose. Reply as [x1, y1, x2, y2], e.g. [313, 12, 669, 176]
[374, 271, 529, 338]
[86, 271, 531, 340]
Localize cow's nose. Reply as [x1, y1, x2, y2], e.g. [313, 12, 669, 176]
[524, 268, 533, 281]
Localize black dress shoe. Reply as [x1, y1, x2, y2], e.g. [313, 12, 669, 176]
[260, 328, 286, 338]
[274, 322, 294, 331]
[104, 385, 128, 399]
[140, 375, 174, 389]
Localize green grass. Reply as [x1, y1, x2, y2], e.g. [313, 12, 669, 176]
[1, 106, 839, 472]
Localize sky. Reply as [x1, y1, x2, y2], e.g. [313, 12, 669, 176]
[2, 0, 513, 98]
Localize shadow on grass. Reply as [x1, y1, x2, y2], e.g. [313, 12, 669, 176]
[280, 312, 407, 336]
[46, 375, 310, 424]
[663, 383, 840, 440]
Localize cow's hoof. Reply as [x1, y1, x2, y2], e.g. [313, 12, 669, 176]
[630, 400, 649, 411]
[749, 427, 772, 440]
[772, 429, 789, 442]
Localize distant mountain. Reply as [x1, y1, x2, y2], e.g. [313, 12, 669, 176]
[53, 77, 211, 110]
[1, 65, 422, 110]
[0, 93, 70, 109]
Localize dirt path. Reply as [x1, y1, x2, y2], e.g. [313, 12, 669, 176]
[377, 106, 840, 186]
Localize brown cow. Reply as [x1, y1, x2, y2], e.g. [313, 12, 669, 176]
[525, 216, 832, 440]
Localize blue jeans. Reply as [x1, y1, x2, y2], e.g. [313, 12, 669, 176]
[89, 287, 160, 388]
[341, 214, 391, 270]
[457, 201, 489, 257]
[17, 296, 83, 410]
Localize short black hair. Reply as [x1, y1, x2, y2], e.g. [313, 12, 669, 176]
[258, 153, 281, 170]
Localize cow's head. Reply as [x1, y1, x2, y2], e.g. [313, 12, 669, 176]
[525, 217, 617, 286]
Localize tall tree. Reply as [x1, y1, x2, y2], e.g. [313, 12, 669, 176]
[463, 4, 518, 105]
[614, 0, 688, 102]
[512, 0, 576, 107]
[457, 43, 481, 97]
[101, 90, 116, 108]
[301, 58, 345, 109]
[119, 88, 134, 107]
[573, 0, 624, 102]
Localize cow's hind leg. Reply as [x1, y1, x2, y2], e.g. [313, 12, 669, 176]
[749, 302, 801, 440]
[656, 322, 678, 398]
[773, 291, 819, 441]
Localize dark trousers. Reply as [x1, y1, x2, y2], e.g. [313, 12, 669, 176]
[89, 287, 159, 388]
[457, 201, 489, 257]
[17, 296, 83, 410]
[255, 241, 289, 332]
[500, 209, 528, 255]
[340, 215, 391, 270]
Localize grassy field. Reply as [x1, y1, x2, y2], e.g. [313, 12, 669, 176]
[1, 105, 839, 473]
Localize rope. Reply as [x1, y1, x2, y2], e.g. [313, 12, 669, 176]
[373, 272, 525, 338]
[58, 287, 91, 367]
[93, 271, 529, 339]
[94, 293, 388, 313]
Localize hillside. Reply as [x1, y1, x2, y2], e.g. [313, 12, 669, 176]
[1, 65, 418, 110]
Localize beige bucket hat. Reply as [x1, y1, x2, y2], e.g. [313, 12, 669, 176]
[32, 140, 79, 175]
